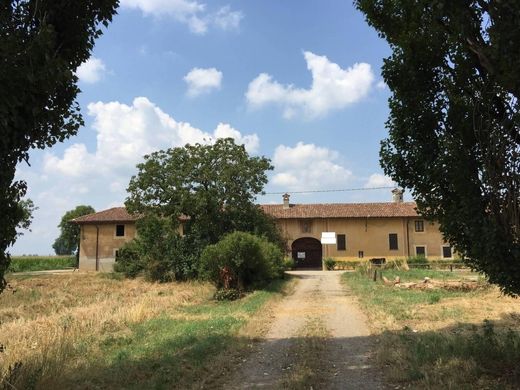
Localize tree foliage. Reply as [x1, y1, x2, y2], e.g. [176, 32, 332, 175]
[0, 1, 118, 292]
[126, 138, 277, 244]
[356, 0, 520, 295]
[53, 205, 95, 255]
[199, 231, 285, 290]
[125, 138, 282, 280]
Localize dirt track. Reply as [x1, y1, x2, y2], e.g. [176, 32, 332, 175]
[225, 270, 384, 389]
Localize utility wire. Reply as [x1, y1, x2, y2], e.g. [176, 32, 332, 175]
[263, 186, 395, 195]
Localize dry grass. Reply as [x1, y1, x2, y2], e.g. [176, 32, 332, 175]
[0, 272, 292, 389]
[344, 270, 520, 389]
[0, 272, 215, 388]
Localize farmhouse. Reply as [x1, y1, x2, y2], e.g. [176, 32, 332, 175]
[73, 189, 454, 271]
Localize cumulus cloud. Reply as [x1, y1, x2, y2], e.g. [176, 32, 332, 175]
[120, 0, 242, 34]
[246, 51, 375, 118]
[271, 142, 352, 190]
[364, 173, 395, 188]
[76, 57, 107, 84]
[214, 5, 243, 30]
[44, 97, 260, 181]
[184, 67, 222, 97]
[376, 80, 387, 90]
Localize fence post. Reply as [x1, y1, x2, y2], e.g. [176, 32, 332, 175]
[450, 264, 453, 272]
[373, 269, 377, 282]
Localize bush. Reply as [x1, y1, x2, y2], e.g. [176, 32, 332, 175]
[213, 288, 241, 301]
[407, 255, 429, 265]
[324, 257, 336, 270]
[137, 215, 199, 282]
[283, 257, 295, 270]
[114, 241, 143, 278]
[199, 231, 284, 290]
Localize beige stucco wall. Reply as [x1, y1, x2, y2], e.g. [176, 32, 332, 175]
[79, 223, 137, 271]
[78, 215, 453, 272]
[277, 217, 452, 261]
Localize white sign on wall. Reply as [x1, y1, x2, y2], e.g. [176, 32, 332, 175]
[321, 232, 336, 244]
[297, 252, 306, 259]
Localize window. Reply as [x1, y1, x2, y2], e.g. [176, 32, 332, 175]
[389, 233, 398, 250]
[414, 220, 424, 232]
[116, 224, 125, 237]
[337, 234, 346, 251]
[300, 220, 312, 233]
[358, 251, 364, 258]
[415, 246, 426, 257]
[442, 246, 452, 259]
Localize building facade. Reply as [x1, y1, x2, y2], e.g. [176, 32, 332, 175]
[73, 190, 453, 271]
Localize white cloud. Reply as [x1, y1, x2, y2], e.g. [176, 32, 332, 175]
[365, 173, 395, 188]
[18, 97, 259, 254]
[120, 0, 242, 34]
[76, 57, 107, 84]
[184, 67, 223, 97]
[376, 80, 387, 90]
[246, 51, 375, 119]
[271, 142, 352, 190]
[43, 97, 259, 179]
[214, 6, 243, 30]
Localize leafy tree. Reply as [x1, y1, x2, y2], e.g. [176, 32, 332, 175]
[125, 138, 281, 279]
[0, 1, 118, 292]
[53, 205, 95, 256]
[356, 1, 520, 295]
[16, 199, 37, 236]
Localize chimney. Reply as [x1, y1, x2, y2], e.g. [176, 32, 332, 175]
[282, 193, 290, 209]
[391, 188, 404, 203]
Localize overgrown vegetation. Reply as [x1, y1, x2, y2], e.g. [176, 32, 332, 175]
[7, 256, 76, 273]
[199, 231, 285, 292]
[344, 269, 520, 388]
[117, 139, 286, 286]
[0, 273, 289, 389]
[324, 257, 336, 270]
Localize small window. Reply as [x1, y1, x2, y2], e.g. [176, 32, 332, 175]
[389, 233, 398, 250]
[414, 220, 424, 232]
[116, 224, 125, 237]
[442, 246, 452, 259]
[337, 234, 346, 251]
[358, 251, 364, 258]
[416, 246, 426, 257]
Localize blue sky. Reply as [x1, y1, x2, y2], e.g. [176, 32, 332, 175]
[13, 0, 400, 255]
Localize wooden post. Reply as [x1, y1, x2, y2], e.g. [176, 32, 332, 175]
[373, 269, 377, 282]
[450, 264, 453, 272]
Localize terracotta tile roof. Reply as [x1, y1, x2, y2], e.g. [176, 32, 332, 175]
[260, 202, 418, 219]
[72, 207, 139, 224]
[73, 202, 418, 223]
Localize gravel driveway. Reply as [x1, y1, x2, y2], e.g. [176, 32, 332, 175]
[224, 270, 384, 389]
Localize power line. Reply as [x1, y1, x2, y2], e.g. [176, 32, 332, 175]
[263, 186, 395, 195]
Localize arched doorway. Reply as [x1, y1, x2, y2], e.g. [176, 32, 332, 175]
[291, 237, 322, 269]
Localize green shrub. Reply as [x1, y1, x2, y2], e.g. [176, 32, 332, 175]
[114, 241, 143, 278]
[199, 231, 284, 290]
[213, 288, 241, 301]
[283, 257, 295, 270]
[407, 255, 429, 265]
[137, 215, 199, 282]
[324, 257, 336, 270]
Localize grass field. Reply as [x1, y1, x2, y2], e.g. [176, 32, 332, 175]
[343, 269, 520, 389]
[0, 272, 290, 389]
[7, 256, 76, 273]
